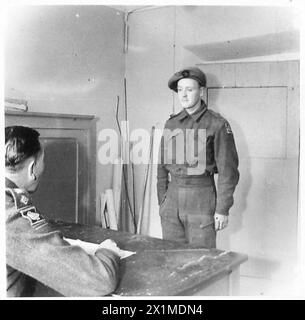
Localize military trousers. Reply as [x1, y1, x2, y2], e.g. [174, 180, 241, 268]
[159, 175, 217, 248]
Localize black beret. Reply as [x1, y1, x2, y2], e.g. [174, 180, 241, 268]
[168, 67, 206, 92]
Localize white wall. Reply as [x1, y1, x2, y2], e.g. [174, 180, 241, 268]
[125, 7, 176, 237]
[5, 5, 126, 209]
[174, 6, 298, 67]
[205, 61, 299, 283]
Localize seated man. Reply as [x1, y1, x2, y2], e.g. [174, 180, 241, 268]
[5, 125, 121, 297]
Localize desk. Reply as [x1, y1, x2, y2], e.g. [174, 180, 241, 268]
[38, 221, 247, 296]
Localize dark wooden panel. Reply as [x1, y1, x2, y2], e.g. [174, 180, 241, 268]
[32, 138, 78, 223]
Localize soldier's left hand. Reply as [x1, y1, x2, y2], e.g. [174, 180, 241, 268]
[214, 213, 228, 231]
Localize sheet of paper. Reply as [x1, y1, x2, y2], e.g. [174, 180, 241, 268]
[63, 237, 136, 259]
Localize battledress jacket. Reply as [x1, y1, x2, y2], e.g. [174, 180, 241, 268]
[6, 178, 120, 297]
[157, 101, 239, 215]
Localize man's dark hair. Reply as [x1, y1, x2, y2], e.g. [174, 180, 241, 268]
[5, 126, 41, 171]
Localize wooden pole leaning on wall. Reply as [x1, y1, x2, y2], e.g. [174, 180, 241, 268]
[137, 126, 155, 235]
[114, 95, 124, 230]
[112, 157, 123, 227]
[120, 122, 136, 233]
[119, 78, 137, 233]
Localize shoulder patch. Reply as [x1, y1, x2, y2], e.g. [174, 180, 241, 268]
[207, 110, 233, 133]
[6, 187, 46, 228]
[224, 122, 233, 134]
[19, 206, 45, 227]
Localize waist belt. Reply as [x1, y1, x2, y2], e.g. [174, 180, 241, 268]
[170, 174, 214, 187]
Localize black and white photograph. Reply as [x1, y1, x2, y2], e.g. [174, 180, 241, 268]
[2, 0, 304, 300]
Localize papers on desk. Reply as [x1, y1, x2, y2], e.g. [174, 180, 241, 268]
[63, 237, 135, 259]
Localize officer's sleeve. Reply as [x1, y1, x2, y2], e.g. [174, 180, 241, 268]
[157, 133, 169, 205]
[6, 212, 120, 297]
[214, 121, 240, 215]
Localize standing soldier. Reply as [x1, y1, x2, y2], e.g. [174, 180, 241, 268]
[157, 67, 239, 248]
